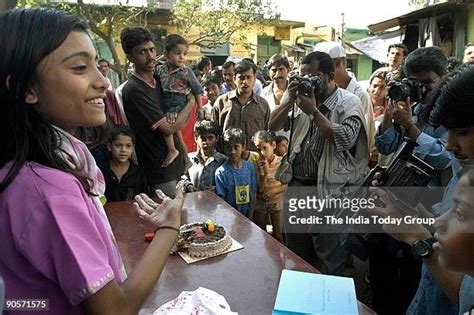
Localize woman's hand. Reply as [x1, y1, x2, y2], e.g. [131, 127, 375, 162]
[132, 184, 184, 229]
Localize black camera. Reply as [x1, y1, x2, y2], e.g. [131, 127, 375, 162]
[291, 75, 324, 97]
[339, 138, 435, 260]
[388, 78, 423, 102]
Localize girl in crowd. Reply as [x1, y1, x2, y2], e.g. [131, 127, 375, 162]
[0, 8, 183, 314]
[253, 130, 287, 243]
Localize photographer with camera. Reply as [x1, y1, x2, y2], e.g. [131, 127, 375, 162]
[313, 42, 376, 167]
[368, 46, 453, 315]
[269, 51, 368, 275]
[370, 62, 474, 315]
[377, 46, 452, 186]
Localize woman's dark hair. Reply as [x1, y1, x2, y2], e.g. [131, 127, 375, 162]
[0, 8, 95, 193]
[368, 69, 388, 85]
[429, 62, 474, 129]
[252, 130, 275, 144]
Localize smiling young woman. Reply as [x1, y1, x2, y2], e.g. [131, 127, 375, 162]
[0, 8, 184, 314]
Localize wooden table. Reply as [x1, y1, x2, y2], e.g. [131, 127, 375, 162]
[105, 191, 375, 315]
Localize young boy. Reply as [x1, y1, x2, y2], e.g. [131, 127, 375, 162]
[100, 125, 147, 202]
[201, 74, 222, 120]
[274, 135, 289, 157]
[215, 128, 257, 217]
[180, 120, 227, 192]
[154, 34, 203, 167]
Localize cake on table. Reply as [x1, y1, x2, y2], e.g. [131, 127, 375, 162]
[172, 220, 232, 257]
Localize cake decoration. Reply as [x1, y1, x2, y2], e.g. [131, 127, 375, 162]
[171, 221, 232, 257]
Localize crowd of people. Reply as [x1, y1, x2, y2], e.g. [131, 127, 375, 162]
[1, 6, 474, 315]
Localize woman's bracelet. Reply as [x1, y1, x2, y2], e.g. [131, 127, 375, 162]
[154, 226, 180, 234]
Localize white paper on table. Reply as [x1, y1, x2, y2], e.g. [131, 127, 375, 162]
[153, 287, 238, 315]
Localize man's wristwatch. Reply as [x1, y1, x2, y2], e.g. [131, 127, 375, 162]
[411, 237, 436, 259]
[308, 109, 319, 120]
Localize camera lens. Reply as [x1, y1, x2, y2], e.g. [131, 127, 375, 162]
[388, 83, 410, 102]
[297, 81, 313, 96]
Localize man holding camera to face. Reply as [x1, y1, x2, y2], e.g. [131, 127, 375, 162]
[376, 46, 452, 185]
[269, 51, 368, 275]
[369, 46, 455, 314]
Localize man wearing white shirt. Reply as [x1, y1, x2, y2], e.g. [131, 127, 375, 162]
[261, 54, 290, 112]
[261, 54, 292, 138]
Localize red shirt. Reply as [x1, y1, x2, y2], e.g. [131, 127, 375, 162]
[182, 95, 208, 152]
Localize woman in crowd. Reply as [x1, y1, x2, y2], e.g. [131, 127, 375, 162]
[0, 8, 183, 314]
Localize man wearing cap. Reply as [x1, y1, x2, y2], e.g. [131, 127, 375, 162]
[313, 41, 376, 166]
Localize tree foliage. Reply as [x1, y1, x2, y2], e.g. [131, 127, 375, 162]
[17, 0, 154, 82]
[170, 0, 278, 50]
[407, 0, 443, 10]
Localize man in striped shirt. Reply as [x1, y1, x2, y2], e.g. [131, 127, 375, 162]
[269, 51, 368, 275]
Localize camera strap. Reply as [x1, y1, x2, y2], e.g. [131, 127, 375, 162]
[288, 102, 295, 157]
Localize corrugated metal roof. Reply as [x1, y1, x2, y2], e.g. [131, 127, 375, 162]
[350, 28, 405, 63]
[367, 0, 464, 32]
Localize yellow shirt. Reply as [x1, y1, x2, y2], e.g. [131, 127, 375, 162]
[245, 151, 260, 164]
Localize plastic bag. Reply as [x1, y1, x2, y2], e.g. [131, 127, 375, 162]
[153, 287, 238, 315]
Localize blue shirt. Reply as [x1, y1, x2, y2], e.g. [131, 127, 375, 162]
[215, 160, 257, 216]
[375, 104, 452, 186]
[459, 275, 474, 315]
[406, 161, 462, 315]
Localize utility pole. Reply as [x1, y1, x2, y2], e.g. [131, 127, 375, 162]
[340, 12, 345, 43]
